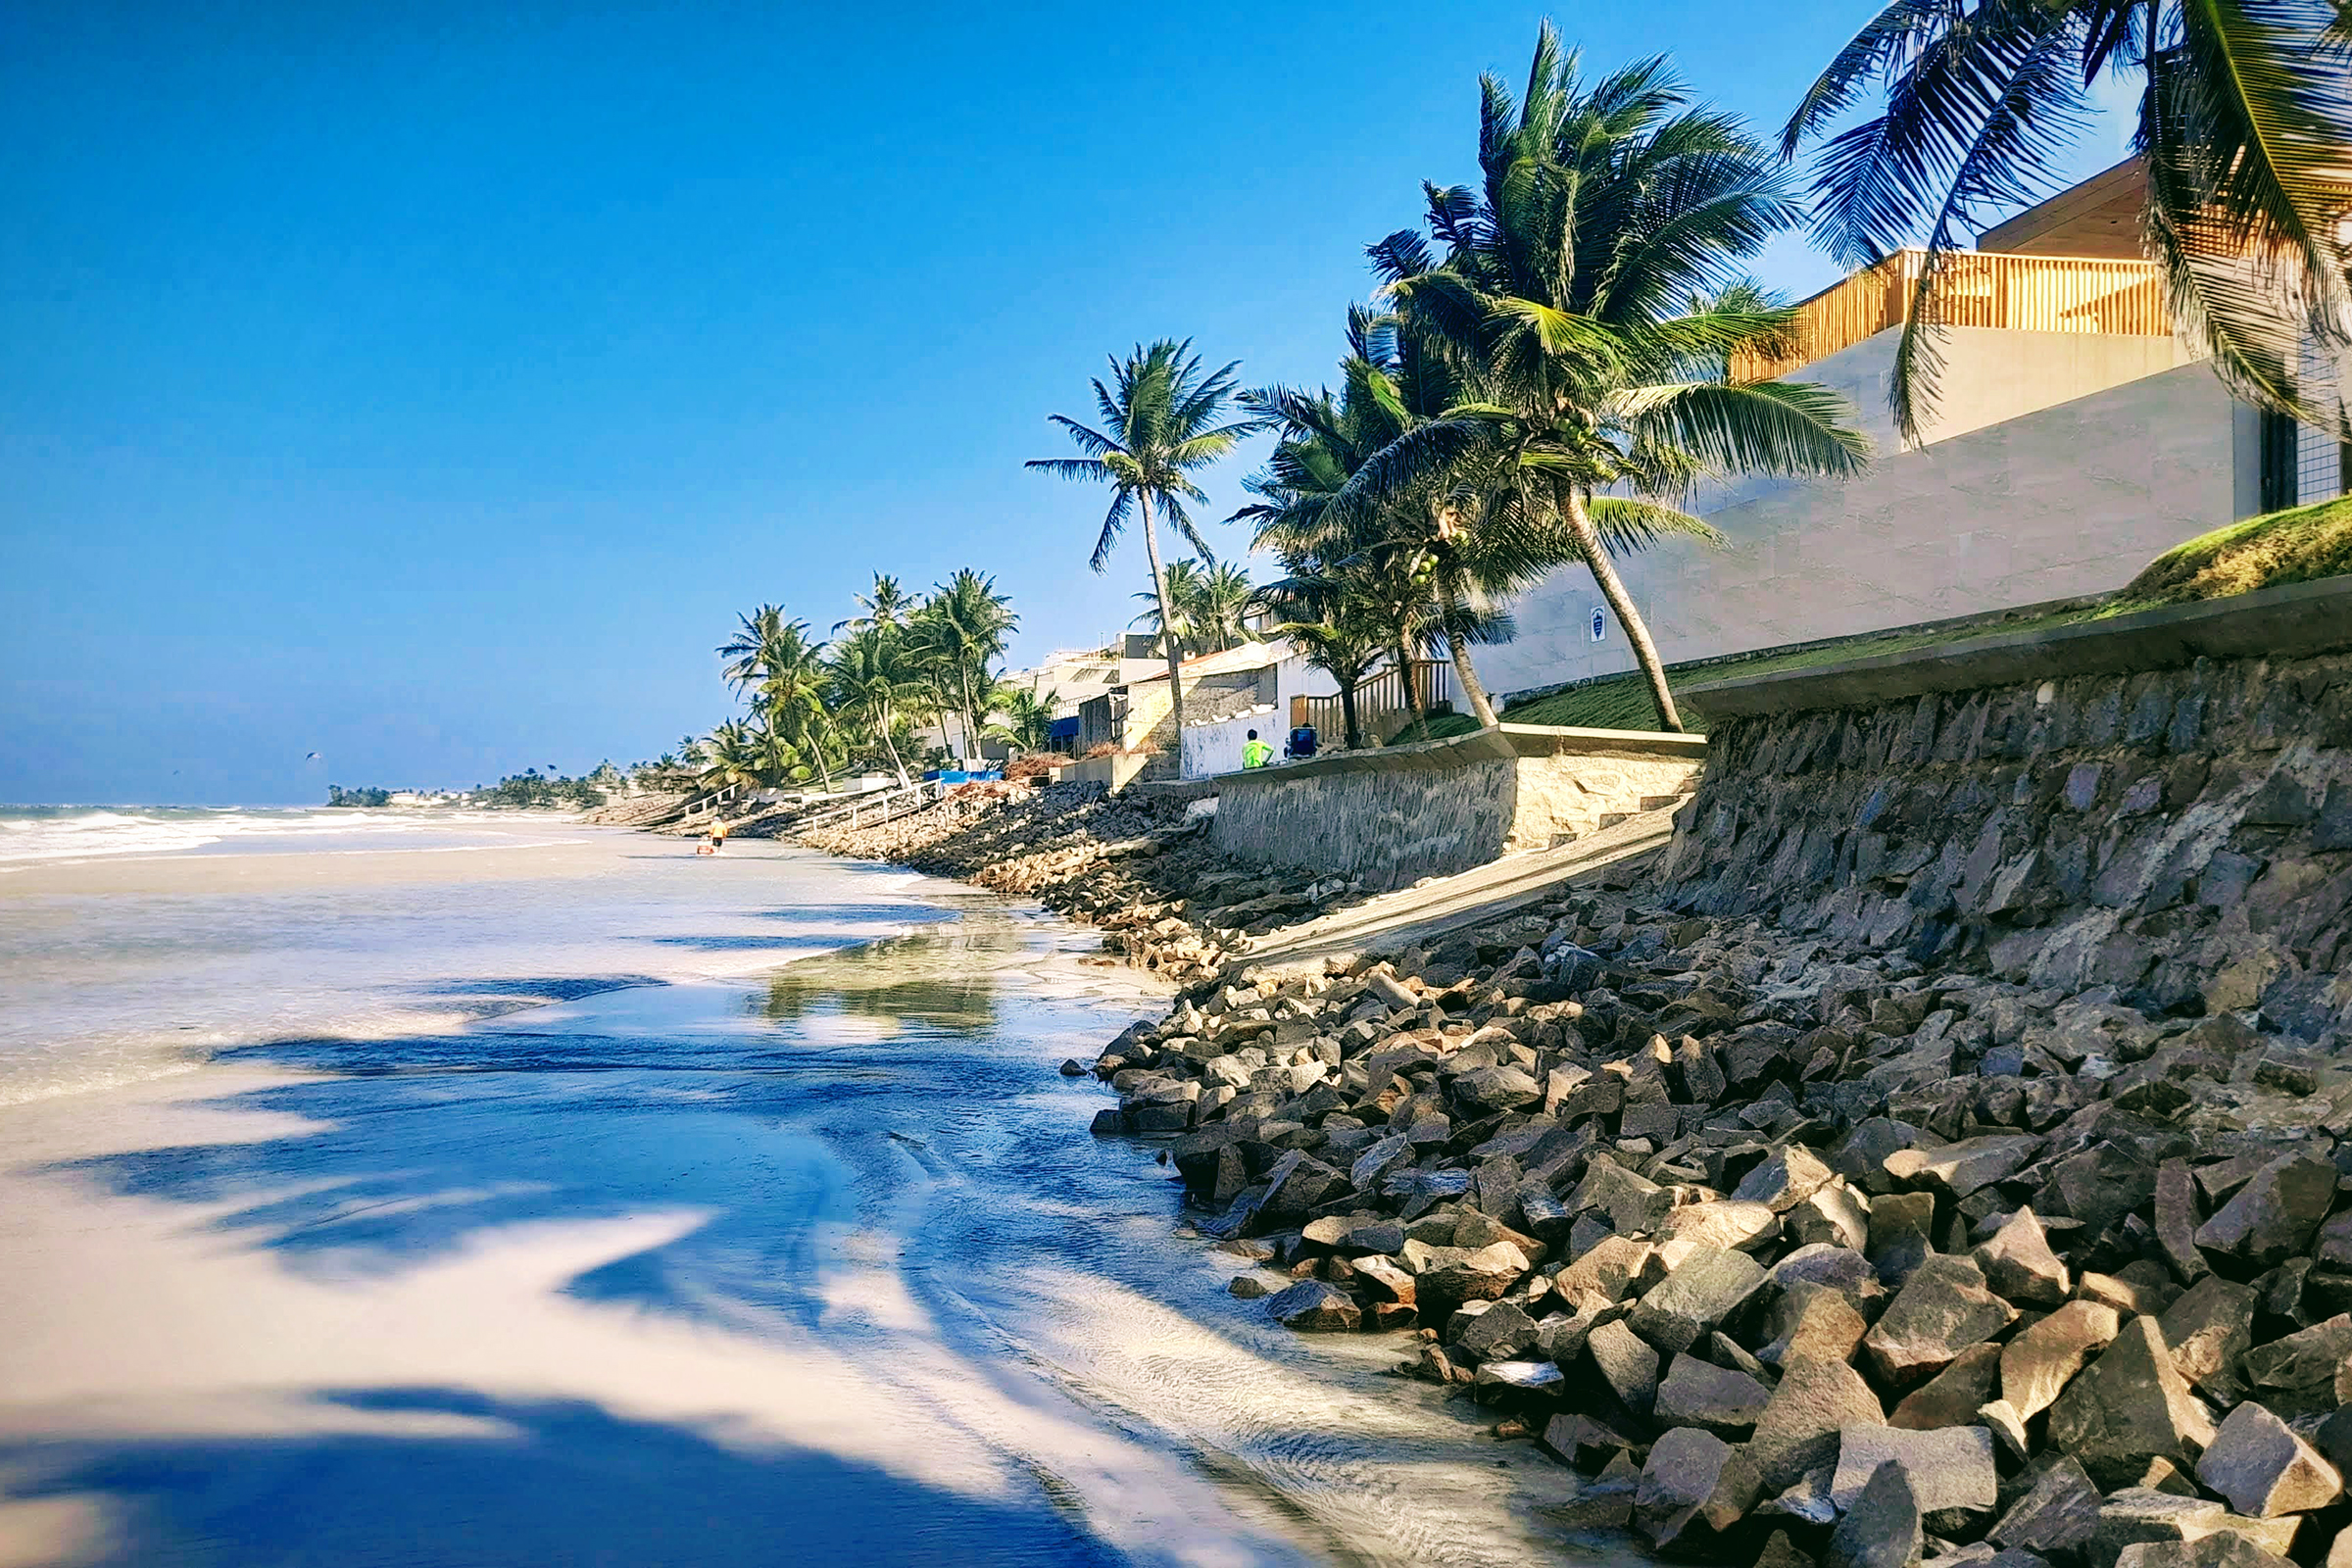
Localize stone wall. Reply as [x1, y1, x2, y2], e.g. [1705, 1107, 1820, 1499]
[1209, 724, 1703, 889]
[1659, 582, 2352, 1043]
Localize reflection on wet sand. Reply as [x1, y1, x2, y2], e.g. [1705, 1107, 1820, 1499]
[0, 854, 1622, 1568]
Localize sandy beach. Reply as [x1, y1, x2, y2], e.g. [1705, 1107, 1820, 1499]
[0, 812, 1599, 1567]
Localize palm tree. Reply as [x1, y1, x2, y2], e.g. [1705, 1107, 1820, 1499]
[1129, 558, 1207, 657]
[989, 686, 1062, 753]
[1785, 0, 2352, 441]
[1028, 340, 1262, 739]
[1344, 33, 1870, 732]
[832, 573, 915, 635]
[908, 569, 1018, 760]
[700, 719, 767, 792]
[717, 607, 838, 789]
[827, 624, 927, 784]
[1251, 559, 1386, 749]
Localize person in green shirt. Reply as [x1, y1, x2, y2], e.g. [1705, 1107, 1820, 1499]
[1241, 729, 1273, 769]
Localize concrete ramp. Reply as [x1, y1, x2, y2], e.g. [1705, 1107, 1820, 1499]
[1234, 805, 1677, 978]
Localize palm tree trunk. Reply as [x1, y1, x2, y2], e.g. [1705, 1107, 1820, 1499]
[879, 706, 909, 786]
[1138, 492, 1186, 742]
[1396, 637, 1426, 734]
[1434, 580, 1500, 727]
[1567, 488, 1682, 732]
[1338, 680, 1362, 751]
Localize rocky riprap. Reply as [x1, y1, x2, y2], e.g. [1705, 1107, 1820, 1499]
[799, 781, 1374, 985]
[1092, 877, 2352, 1568]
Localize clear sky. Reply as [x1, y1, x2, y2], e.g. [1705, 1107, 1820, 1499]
[1, 2, 2133, 805]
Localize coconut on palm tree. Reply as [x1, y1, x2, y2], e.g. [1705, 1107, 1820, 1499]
[1343, 33, 1870, 732]
[1785, 0, 2352, 440]
[1028, 340, 1262, 740]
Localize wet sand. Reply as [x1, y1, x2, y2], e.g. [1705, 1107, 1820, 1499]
[0, 834, 1614, 1567]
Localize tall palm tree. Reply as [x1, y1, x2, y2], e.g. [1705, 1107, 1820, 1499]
[1785, 0, 2352, 441]
[908, 569, 1018, 760]
[1129, 557, 1207, 657]
[1028, 340, 1262, 739]
[1345, 33, 1870, 732]
[832, 573, 915, 635]
[827, 624, 926, 784]
[717, 607, 838, 789]
[996, 686, 1061, 752]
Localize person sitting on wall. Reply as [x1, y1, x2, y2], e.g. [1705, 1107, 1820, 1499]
[1285, 723, 1317, 760]
[1241, 729, 1273, 769]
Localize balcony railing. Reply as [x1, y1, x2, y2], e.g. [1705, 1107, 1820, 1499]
[1292, 660, 1454, 745]
[1732, 248, 2172, 382]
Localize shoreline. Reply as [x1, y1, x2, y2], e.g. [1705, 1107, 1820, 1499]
[785, 777, 2352, 1565]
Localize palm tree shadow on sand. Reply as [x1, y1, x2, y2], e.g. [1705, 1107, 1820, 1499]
[1, 1387, 1125, 1568]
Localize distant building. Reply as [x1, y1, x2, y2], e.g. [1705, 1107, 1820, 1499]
[1477, 157, 2346, 701]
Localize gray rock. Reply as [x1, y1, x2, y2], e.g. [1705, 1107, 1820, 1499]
[1570, 1157, 1674, 1233]
[1757, 1462, 1839, 1526]
[1836, 1118, 1933, 1196]
[1228, 1275, 1270, 1298]
[2193, 1398, 2344, 1517]
[1865, 1254, 2021, 1389]
[1456, 1298, 1539, 1362]
[1301, 1213, 1405, 1254]
[1475, 1358, 1566, 1398]
[2090, 1490, 2298, 1568]
[1789, 1182, 1874, 1251]
[1767, 1284, 1869, 1369]
[1453, 1064, 1544, 1114]
[2240, 1311, 2352, 1394]
[1266, 1279, 1360, 1332]
[1658, 1200, 1781, 1257]
[1540, 1410, 1643, 1469]
[2153, 1159, 2209, 1285]
[2157, 1276, 2256, 1401]
[1736, 1145, 1838, 1212]
[2113, 1543, 2294, 1568]
[1588, 1318, 1661, 1415]
[2192, 1151, 2336, 1267]
[1629, 1245, 1768, 1355]
[1258, 1152, 1347, 1225]
[1654, 1351, 1771, 1438]
[1413, 1241, 1530, 1315]
[2047, 1316, 2218, 1489]
[1890, 1342, 2003, 1429]
[1553, 1235, 1657, 1303]
[1990, 1455, 2101, 1556]
[1349, 1134, 1414, 1194]
[1833, 1424, 1998, 1516]
[1979, 1397, 2031, 1463]
[1973, 1207, 2071, 1306]
[1774, 1243, 1886, 1312]
[1752, 1355, 1887, 1490]
[1826, 1459, 1925, 1568]
[1635, 1425, 1736, 1537]
[1884, 1134, 2044, 1198]
[2003, 1299, 2123, 1418]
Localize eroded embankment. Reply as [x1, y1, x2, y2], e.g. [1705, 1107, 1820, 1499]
[1069, 623, 2352, 1566]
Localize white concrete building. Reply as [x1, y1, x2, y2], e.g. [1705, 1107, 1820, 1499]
[1475, 159, 2345, 701]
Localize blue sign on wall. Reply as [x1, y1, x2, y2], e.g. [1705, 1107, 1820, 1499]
[1590, 607, 1607, 643]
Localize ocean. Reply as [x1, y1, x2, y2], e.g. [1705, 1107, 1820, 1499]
[0, 808, 1604, 1567]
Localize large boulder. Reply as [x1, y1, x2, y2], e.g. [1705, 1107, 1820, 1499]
[1889, 1342, 2003, 1430]
[1751, 1355, 1887, 1490]
[2157, 1276, 2257, 1401]
[2192, 1151, 2336, 1268]
[1629, 1246, 1768, 1355]
[1735, 1145, 1838, 1212]
[1883, 1134, 2044, 1198]
[2194, 1398, 2344, 1518]
[1989, 1455, 2103, 1557]
[2003, 1299, 2123, 1418]
[1654, 1351, 1771, 1438]
[1825, 1459, 1924, 1568]
[1864, 1253, 2020, 1389]
[1588, 1318, 1662, 1416]
[2047, 1317, 2218, 1489]
[1266, 1279, 1360, 1332]
[1831, 1424, 1998, 1516]
[1973, 1206, 2072, 1306]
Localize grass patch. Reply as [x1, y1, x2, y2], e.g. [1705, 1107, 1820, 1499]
[2121, 495, 2352, 604]
[1384, 710, 1483, 745]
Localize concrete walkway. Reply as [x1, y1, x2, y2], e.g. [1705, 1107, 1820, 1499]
[1235, 805, 1679, 978]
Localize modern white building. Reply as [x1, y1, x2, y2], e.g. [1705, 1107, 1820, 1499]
[1475, 159, 2345, 701]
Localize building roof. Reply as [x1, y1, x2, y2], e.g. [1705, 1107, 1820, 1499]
[1979, 157, 2148, 260]
[1126, 639, 1290, 684]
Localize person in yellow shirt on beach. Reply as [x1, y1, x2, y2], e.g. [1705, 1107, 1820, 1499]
[1241, 730, 1273, 769]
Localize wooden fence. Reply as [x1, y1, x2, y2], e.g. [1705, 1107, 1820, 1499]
[1732, 249, 2172, 382]
[1292, 660, 1454, 744]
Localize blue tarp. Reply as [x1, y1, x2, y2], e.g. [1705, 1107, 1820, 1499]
[922, 769, 1003, 783]
[1048, 716, 1080, 740]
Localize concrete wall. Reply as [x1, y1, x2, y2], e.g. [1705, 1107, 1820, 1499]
[1208, 724, 1705, 889]
[1479, 338, 2239, 700]
[1658, 580, 2352, 1039]
[1180, 706, 1284, 780]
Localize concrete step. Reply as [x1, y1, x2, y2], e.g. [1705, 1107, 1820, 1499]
[1597, 811, 1633, 829]
[1638, 794, 1682, 810]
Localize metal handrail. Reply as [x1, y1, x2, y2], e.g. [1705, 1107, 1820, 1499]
[794, 777, 951, 833]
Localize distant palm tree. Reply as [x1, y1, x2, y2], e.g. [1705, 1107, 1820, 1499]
[909, 569, 1018, 760]
[1346, 33, 1869, 731]
[1028, 340, 1263, 738]
[717, 607, 837, 789]
[832, 573, 915, 635]
[827, 624, 926, 784]
[1785, 0, 2352, 439]
[996, 686, 1061, 752]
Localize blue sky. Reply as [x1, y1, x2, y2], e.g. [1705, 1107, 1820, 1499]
[1, 2, 2133, 805]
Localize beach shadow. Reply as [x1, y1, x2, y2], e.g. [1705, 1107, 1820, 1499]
[1, 1386, 1122, 1568]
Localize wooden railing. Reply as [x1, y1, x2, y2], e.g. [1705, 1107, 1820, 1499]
[792, 777, 950, 834]
[1732, 249, 2172, 382]
[1292, 660, 1454, 744]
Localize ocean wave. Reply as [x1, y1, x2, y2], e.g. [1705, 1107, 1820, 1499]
[0, 806, 557, 864]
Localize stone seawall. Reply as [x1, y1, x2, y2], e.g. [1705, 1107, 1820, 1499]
[1205, 725, 1703, 891]
[1660, 585, 2352, 1043]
